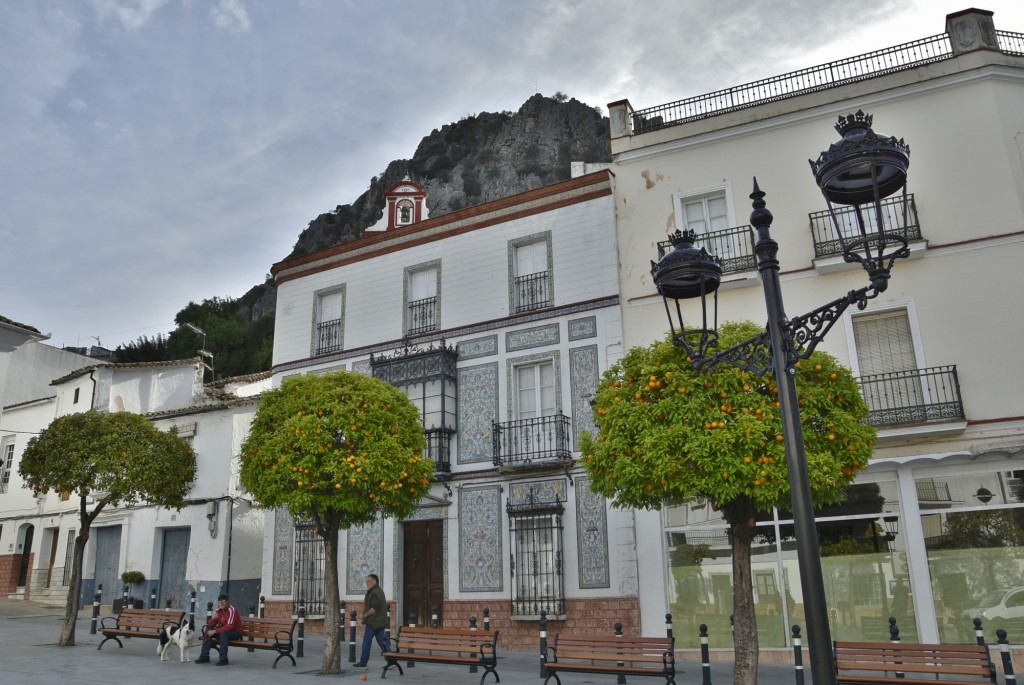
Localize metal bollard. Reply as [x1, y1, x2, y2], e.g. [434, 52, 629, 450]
[90, 590, 102, 635]
[469, 615, 478, 673]
[338, 602, 346, 665]
[792, 625, 805, 685]
[615, 622, 626, 685]
[407, 611, 417, 667]
[974, 618, 986, 647]
[189, 591, 196, 629]
[431, 605, 439, 629]
[150, 586, 157, 609]
[665, 613, 673, 639]
[699, 624, 711, 685]
[889, 622, 904, 679]
[165, 598, 172, 611]
[483, 607, 490, 632]
[349, 609, 358, 663]
[122, 585, 129, 611]
[247, 604, 256, 652]
[730, 614, 735, 642]
[297, 600, 305, 658]
[998, 629, 1017, 685]
[259, 595, 265, 619]
[206, 601, 214, 627]
[539, 610, 549, 679]
[385, 606, 392, 649]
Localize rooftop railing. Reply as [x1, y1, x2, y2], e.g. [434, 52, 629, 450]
[998, 30, 1024, 56]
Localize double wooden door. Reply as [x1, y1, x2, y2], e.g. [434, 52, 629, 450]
[402, 520, 443, 626]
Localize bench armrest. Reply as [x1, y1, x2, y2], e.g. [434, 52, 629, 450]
[100, 615, 119, 630]
[275, 630, 293, 646]
[479, 641, 497, 660]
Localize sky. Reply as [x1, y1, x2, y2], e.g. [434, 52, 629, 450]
[2, 0, 1023, 351]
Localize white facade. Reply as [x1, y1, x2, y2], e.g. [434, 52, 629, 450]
[608, 8, 1024, 647]
[265, 171, 638, 648]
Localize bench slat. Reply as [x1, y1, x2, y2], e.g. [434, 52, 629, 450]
[834, 641, 994, 685]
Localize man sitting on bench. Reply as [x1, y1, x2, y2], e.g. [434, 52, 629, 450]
[196, 594, 243, 666]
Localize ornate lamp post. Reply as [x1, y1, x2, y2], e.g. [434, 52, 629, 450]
[651, 111, 909, 685]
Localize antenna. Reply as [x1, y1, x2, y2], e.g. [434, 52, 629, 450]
[91, 336, 102, 346]
[183, 323, 214, 381]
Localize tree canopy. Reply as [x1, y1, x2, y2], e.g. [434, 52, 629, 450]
[240, 370, 433, 673]
[19, 410, 196, 646]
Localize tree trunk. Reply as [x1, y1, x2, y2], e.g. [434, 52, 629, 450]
[726, 497, 759, 685]
[320, 519, 342, 674]
[59, 529, 90, 646]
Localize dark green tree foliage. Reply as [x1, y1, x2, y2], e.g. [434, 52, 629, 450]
[114, 334, 169, 363]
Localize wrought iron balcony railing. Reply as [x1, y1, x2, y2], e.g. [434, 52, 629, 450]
[916, 480, 952, 503]
[808, 194, 921, 258]
[658, 225, 757, 274]
[425, 427, 454, 475]
[407, 296, 438, 335]
[857, 365, 964, 428]
[493, 413, 571, 467]
[315, 318, 343, 355]
[998, 30, 1024, 56]
[513, 271, 551, 313]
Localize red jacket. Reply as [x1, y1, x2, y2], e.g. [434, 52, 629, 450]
[207, 603, 243, 635]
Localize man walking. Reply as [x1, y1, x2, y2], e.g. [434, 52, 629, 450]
[353, 574, 389, 670]
[195, 594, 243, 666]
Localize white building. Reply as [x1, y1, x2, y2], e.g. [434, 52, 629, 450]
[264, 172, 634, 650]
[0, 348, 269, 614]
[607, 8, 1024, 647]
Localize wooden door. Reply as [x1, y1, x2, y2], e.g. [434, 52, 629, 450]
[402, 520, 444, 626]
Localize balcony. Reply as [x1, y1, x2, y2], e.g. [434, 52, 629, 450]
[315, 318, 343, 355]
[407, 296, 437, 336]
[658, 225, 757, 276]
[426, 427, 454, 476]
[811, 194, 925, 270]
[513, 271, 551, 313]
[857, 365, 965, 430]
[493, 413, 571, 469]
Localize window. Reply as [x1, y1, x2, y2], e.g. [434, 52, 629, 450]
[62, 530, 76, 586]
[293, 520, 326, 616]
[0, 437, 14, 494]
[405, 263, 439, 336]
[314, 287, 345, 355]
[675, 187, 743, 262]
[516, 362, 556, 420]
[508, 504, 565, 616]
[73, 388, 80, 404]
[510, 234, 552, 313]
[851, 308, 924, 414]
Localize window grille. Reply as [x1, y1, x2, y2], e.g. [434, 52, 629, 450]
[508, 495, 564, 617]
[0, 439, 14, 494]
[293, 521, 326, 616]
[62, 529, 76, 586]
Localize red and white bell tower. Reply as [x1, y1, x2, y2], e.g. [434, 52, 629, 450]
[367, 176, 429, 232]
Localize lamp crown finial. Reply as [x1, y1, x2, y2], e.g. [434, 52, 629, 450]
[834, 110, 873, 135]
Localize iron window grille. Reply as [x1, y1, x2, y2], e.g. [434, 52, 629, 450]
[808, 194, 921, 259]
[407, 296, 438, 335]
[508, 494, 564, 617]
[293, 520, 326, 616]
[0, 440, 13, 494]
[856, 365, 963, 428]
[315, 318, 343, 355]
[62, 529, 75, 586]
[493, 413, 571, 467]
[513, 272, 551, 313]
[658, 224, 757, 274]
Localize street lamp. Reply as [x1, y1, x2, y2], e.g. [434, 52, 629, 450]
[651, 111, 909, 685]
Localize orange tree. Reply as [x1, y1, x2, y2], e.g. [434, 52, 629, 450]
[579, 321, 875, 685]
[240, 371, 431, 675]
[19, 410, 196, 647]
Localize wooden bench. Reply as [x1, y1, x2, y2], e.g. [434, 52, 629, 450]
[98, 608, 186, 650]
[834, 640, 997, 685]
[543, 634, 676, 685]
[204, 617, 298, 668]
[381, 626, 499, 684]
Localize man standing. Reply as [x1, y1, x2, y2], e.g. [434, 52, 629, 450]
[353, 574, 389, 670]
[195, 594, 243, 666]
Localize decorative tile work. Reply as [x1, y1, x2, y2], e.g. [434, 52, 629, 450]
[272, 507, 294, 595]
[506, 323, 560, 352]
[509, 479, 566, 506]
[459, 486, 503, 592]
[346, 518, 384, 595]
[457, 335, 498, 360]
[351, 360, 371, 375]
[568, 316, 597, 341]
[575, 477, 610, 589]
[505, 351, 562, 418]
[457, 362, 498, 464]
[569, 345, 599, 450]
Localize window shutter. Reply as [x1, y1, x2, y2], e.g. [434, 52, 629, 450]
[852, 310, 918, 376]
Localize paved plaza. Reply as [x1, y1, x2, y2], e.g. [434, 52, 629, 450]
[0, 599, 806, 684]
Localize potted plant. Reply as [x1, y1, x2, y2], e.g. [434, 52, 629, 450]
[120, 570, 146, 609]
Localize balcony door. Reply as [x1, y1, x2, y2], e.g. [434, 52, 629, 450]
[402, 520, 443, 627]
[852, 309, 926, 418]
[515, 362, 556, 456]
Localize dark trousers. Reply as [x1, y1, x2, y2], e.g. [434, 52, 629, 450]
[358, 625, 390, 666]
[200, 629, 242, 661]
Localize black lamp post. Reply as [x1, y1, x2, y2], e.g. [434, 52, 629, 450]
[651, 111, 909, 685]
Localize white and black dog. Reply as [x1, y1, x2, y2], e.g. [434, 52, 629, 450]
[157, 618, 195, 662]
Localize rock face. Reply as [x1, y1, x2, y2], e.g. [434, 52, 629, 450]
[287, 93, 610, 259]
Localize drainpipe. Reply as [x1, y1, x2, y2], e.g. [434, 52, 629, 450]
[224, 497, 233, 597]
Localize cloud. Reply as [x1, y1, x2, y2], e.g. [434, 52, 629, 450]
[211, 0, 251, 34]
[68, 98, 87, 111]
[92, 0, 170, 31]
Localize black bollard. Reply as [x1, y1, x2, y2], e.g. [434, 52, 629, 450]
[338, 602, 346, 665]
[469, 615, 478, 673]
[407, 611, 417, 668]
[165, 598, 172, 611]
[699, 624, 711, 685]
[259, 595, 265, 619]
[665, 613, 673, 639]
[973, 618, 985, 647]
[792, 625, 805, 685]
[431, 605, 439, 629]
[615, 622, 626, 685]
[730, 614, 735, 642]
[122, 585, 129, 611]
[998, 629, 1017, 685]
[150, 586, 157, 609]
[385, 605, 392, 650]
[90, 590, 102, 635]
[349, 609, 358, 663]
[484, 607, 490, 632]
[206, 601, 214, 628]
[297, 600, 305, 658]
[189, 591, 196, 630]
[539, 610, 549, 679]
[889, 622, 903, 679]
[247, 604, 255, 652]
